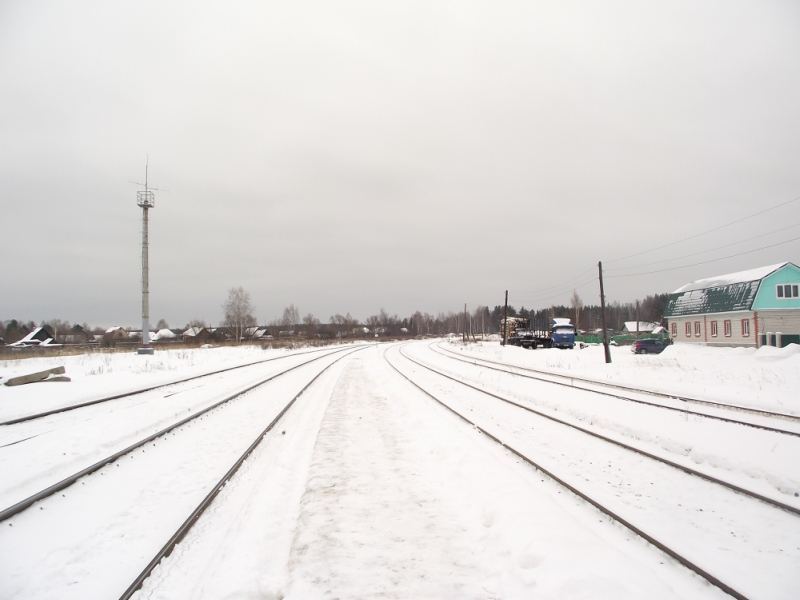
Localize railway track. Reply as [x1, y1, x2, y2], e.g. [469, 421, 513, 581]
[0, 344, 356, 523]
[402, 345, 800, 514]
[117, 345, 365, 600]
[431, 342, 800, 437]
[386, 343, 800, 600]
[0, 344, 365, 600]
[0, 344, 355, 427]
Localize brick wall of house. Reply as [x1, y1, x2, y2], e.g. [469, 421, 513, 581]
[668, 311, 756, 347]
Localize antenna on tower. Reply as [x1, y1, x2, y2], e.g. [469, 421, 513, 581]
[133, 157, 158, 355]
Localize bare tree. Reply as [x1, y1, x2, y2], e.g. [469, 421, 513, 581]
[302, 313, 320, 338]
[282, 304, 300, 333]
[185, 318, 207, 330]
[223, 286, 256, 342]
[365, 314, 381, 332]
[473, 305, 489, 338]
[156, 318, 169, 330]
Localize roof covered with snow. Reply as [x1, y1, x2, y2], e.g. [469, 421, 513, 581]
[664, 263, 791, 317]
[623, 322, 659, 332]
[671, 262, 787, 294]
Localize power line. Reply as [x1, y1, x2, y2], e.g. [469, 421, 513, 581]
[606, 234, 800, 278]
[606, 195, 800, 265]
[516, 265, 596, 295]
[606, 220, 800, 273]
[513, 277, 598, 305]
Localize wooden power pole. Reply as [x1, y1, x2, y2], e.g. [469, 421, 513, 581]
[463, 303, 467, 343]
[598, 261, 612, 363]
[502, 290, 508, 346]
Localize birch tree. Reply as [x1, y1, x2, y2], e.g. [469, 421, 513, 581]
[222, 286, 256, 343]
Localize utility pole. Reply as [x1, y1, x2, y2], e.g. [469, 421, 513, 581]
[134, 161, 156, 356]
[502, 290, 508, 346]
[463, 303, 467, 343]
[598, 261, 611, 363]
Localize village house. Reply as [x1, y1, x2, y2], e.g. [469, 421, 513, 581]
[621, 322, 660, 335]
[663, 262, 800, 348]
[103, 326, 130, 346]
[182, 326, 212, 345]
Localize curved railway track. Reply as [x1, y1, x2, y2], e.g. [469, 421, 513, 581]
[0, 344, 355, 427]
[0, 344, 357, 523]
[431, 342, 800, 437]
[400, 345, 800, 515]
[386, 343, 800, 600]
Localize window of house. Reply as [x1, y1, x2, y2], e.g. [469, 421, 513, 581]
[671, 322, 677, 336]
[724, 320, 732, 337]
[776, 284, 799, 298]
[685, 322, 691, 337]
[694, 321, 701, 336]
[742, 319, 750, 336]
[711, 321, 718, 337]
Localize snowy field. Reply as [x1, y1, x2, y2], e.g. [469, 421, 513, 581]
[0, 340, 798, 599]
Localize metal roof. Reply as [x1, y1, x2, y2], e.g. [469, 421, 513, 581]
[664, 262, 796, 317]
[664, 281, 760, 317]
[671, 262, 786, 294]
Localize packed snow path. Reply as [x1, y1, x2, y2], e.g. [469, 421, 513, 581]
[128, 345, 724, 599]
[1, 341, 798, 599]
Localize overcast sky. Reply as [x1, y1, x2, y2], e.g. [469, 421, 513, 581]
[2, 1, 799, 328]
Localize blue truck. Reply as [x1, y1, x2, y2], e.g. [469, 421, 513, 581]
[503, 317, 575, 349]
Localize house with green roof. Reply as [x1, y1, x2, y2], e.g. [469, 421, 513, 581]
[663, 262, 800, 348]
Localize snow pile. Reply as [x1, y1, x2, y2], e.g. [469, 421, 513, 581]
[452, 341, 800, 415]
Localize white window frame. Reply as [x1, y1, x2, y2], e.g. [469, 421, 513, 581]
[685, 322, 691, 337]
[776, 284, 799, 299]
[724, 320, 732, 337]
[742, 319, 750, 336]
[694, 321, 701, 337]
[711, 321, 718, 337]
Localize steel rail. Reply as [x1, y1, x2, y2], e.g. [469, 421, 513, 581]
[385, 346, 750, 600]
[0, 344, 358, 427]
[400, 346, 800, 517]
[0, 345, 355, 523]
[430, 343, 800, 437]
[117, 345, 364, 600]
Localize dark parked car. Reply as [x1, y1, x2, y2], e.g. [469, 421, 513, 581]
[631, 338, 670, 354]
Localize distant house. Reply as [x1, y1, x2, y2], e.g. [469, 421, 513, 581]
[249, 327, 274, 341]
[211, 327, 233, 342]
[103, 326, 129, 346]
[62, 325, 92, 344]
[182, 326, 212, 344]
[153, 328, 177, 342]
[663, 262, 800, 348]
[8, 326, 56, 347]
[622, 322, 660, 334]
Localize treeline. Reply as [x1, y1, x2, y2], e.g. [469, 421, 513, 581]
[0, 319, 97, 345]
[1, 292, 670, 344]
[491, 293, 670, 332]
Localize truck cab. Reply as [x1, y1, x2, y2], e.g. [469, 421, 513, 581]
[551, 318, 575, 349]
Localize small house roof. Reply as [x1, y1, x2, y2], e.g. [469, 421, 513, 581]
[623, 321, 659, 332]
[672, 262, 787, 294]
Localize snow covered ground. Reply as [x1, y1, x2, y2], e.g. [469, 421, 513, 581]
[0, 341, 798, 599]
[454, 339, 800, 415]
